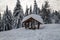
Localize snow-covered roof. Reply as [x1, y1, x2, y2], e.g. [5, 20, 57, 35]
[22, 14, 43, 23]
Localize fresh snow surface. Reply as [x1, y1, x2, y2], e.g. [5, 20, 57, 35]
[0, 24, 60, 40]
[22, 14, 43, 23]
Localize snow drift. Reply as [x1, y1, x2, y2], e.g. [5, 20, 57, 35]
[0, 24, 60, 40]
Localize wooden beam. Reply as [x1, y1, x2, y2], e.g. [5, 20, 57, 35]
[38, 22, 40, 29]
[28, 22, 29, 28]
[25, 22, 27, 29]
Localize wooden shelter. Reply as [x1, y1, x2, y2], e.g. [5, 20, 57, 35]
[22, 14, 43, 29]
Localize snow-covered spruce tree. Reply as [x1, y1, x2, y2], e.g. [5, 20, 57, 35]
[2, 6, 13, 31]
[13, 0, 24, 28]
[52, 11, 60, 23]
[29, 6, 32, 14]
[57, 11, 60, 23]
[25, 5, 29, 16]
[41, 1, 52, 24]
[0, 13, 1, 20]
[0, 13, 3, 31]
[33, 0, 37, 14]
[32, 0, 41, 26]
[37, 8, 41, 15]
[33, 0, 40, 15]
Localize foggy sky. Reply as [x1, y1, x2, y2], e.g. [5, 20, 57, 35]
[0, 0, 60, 15]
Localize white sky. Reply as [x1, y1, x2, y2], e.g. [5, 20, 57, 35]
[0, 0, 60, 15]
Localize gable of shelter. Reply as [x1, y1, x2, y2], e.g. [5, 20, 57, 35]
[22, 14, 43, 24]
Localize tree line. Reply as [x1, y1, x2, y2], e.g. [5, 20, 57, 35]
[0, 0, 60, 31]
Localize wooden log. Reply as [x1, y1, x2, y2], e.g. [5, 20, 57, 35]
[38, 22, 40, 29]
[31, 22, 32, 29]
[28, 22, 29, 28]
[25, 23, 27, 29]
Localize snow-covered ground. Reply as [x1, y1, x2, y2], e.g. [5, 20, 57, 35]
[0, 24, 60, 40]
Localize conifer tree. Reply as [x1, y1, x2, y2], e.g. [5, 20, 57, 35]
[33, 0, 38, 14]
[25, 5, 29, 16]
[33, 0, 40, 15]
[37, 8, 40, 15]
[52, 11, 60, 23]
[2, 6, 13, 31]
[0, 13, 2, 31]
[41, 1, 52, 24]
[29, 6, 32, 14]
[13, 0, 21, 17]
[13, 0, 24, 28]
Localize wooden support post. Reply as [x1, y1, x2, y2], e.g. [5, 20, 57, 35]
[22, 23, 24, 27]
[38, 22, 40, 29]
[31, 20, 33, 29]
[31, 22, 32, 29]
[26, 23, 28, 28]
[28, 22, 29, 28]
[24, 23, 26, 28]
[22, 23, 23, 27]
[25, 23, 27, 28]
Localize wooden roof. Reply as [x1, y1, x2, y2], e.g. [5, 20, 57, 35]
[22, 14, 43, 23]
